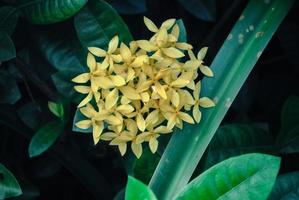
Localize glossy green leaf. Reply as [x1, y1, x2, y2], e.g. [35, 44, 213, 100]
[0, 163, 22, 199]
[125, 176, 157, 200]
[176, 0, 216, 22]
[0, 6, 19, 35]
[204, 123, 275, 169]
[28, 121, 64, 158]
[277, 96, 299, 153]
[149, 1, 295, 199]
[20, 0, 88, 24]
[74, 0, 133, 48]
[176, 153, 281, 200]
[0, 32, 15, 62]
[48, 101, 64, 120]
[107, 0, 146, 14]
[0, 69, 21, 104]
[269, 171, 299, 200]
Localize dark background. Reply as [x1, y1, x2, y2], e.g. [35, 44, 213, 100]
[1, 0, 299, 199]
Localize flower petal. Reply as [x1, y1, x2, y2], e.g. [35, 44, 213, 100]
[131, 142, 142, 158]
[116, 104, 134, 115]
[72, 73, 90, 83]
[155, 82, 167, 99]
[119, 86, 141, 100]
[118, 143, 127, 156]
[144, 16, 158, 32]
[88, 47, 107, 57]
[105, 88, 119, 110]
[170, 78, 190, 88]
[162, 47, 184, 58]
[178, 112, 194, 124]
[156, 28, 168, 47]
[101, 132, 118, 141]
[182, 60, 200, 71]
[137, 40, 158, 52]
[105, 115, 122, 125]
[193, 104, 202, 123]
[188, 50, 196, 60]
[161, 18, 176, 30]
[193, 81, 201, 100]
[120, 43, 132, 63]
[140, 92, 150, 102]
[176, 42, 193, 50]
[154, 126, 171, 134]
[131, 55, 148, 68]
[87, 52, 96, 72]
[78, 92, 93, 108]
[136, 113, 146, 132]
[74, 85, 91, 94]
[197, 47, 208, 60]
[94, 76, 114, 89]
[199, 65, 214, 77]
[199, 97, 215, 108]
[149, 137, 158, 153]
[93, 122, 103, 144]
[76, 120, 92, 129]
[110, 75, 126, 86]
[108, 35, 119, 53]
[167, 114, 176, 130]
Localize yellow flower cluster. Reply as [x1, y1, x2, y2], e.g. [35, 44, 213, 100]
[72, 17, 215, 158]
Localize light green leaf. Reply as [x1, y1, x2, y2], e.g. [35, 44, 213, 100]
[28, 121, 64, 158]
[48, 101, 64, 120]
[203, 123, 275, 169]
[74, 0, 133, 48]
[20, 0, 88, 24]
[0, 163, 22, 199]
[0, 6, 19, 35]
[0, 32, 15, 62]
[125, 176, 157, 200]
[269, 171, 299, 200]
[176, 153, 281, 200]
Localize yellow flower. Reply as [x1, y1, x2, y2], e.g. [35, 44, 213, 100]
[192, 81, 215, 123]
[72, 17, 216, 158]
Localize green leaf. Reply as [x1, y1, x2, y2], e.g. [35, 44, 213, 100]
[20, 0, 88, 24]
[0, 6, 19, 35]
[74, 0, 133, 48]
[0, 163, 22, 199]
[176, 0, 216, 22]
[280, 95, 299, 134]
[0, 69, 21, 104]
[133, 148, 160, 184]
[17, 102, 41, 130]
[276, 96, 299, 153]
[28, 121, 64, 158]
[149, 1, 295, 198]
[269, 171, 299, 200]
[0, 32, 15, 62]
[203, 123, 275, 169]
[176, 19, 187, 43]
[107, 0, 146, 14]
[48, 101, 64, 120]
[125, 176, 157, 200]
[72, 108, 91, 133]
[176, 153, 281, 200]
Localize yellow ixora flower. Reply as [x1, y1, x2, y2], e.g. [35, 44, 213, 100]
[71, 17, 215, 158]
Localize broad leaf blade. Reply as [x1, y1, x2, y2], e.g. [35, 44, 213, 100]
[0, 32, 15, 62]
[149, 1, 295, 199]
[28, 121, 64, 158]
[48, 101, 64, 120]
[0, 164, 22, 199]
[280, 95, 299, 135]
[0, 69, 21, 104]
[269, 171, 299, 200]
[74, 0, 133, 48]
[21, 0, 88, 24]
[176, 154, 280, 200]
[0, 6, 19, 35]
[125, 176, 157, 200]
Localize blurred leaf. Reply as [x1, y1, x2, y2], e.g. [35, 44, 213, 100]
[0, 6, 19, 35]
[277, 96, 299, 153]
[74, 0, 133, 48]
[176, 19, 187, 43]
[176, 154, 280, 200]
[133, 148, 160, 184]
[0, 69, 21, 104]
[176, 0, 216, 22]
[125, 176, 157, 200]
[48, 101, 64, 120]
[269, 171, 299, 200]
[20, 0, 88, 24]
[0, 163, 22, 199]
[17, 102, 41, 130]
[203, 123, 275, 169]
[107, 0, 146, 14]
[0, 32, 15, 62]
[28, 121, 64, 158]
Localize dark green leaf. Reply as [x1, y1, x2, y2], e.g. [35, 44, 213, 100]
[20, 0, 88, 24]
[0, 32, 15, 62]
[280, 95, 299, 135]
[204, 123, 275, 169]
[28, 121, 64, 158]
[269, 171, 299, 200]
[0, 163, 22, 199]
[0, 69, 21, 104]
[176, 153, 281, 200]
[48, 101, 64, 120]
[125, 176, 157, 200]
[133, 148, 160, 184]
[74, 0, 133, 48]
[0, 6, 19, 35]
[17, 102, 41, 130]
[176, 0, 216, 22]
[107, 0, 146, 14]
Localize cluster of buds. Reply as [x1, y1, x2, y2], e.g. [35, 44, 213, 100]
[72, 17, 215, 158]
